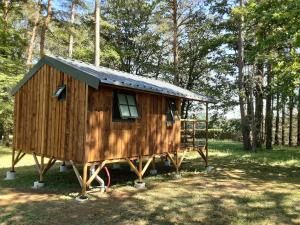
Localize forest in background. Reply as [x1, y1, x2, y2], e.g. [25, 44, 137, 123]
[0, 0, 299, 151]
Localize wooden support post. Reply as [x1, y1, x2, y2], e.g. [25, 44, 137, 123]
[11, 149, 15, 172]
[126, 156, 153, 182]
[178, 150, 186, 168]
[166, 152, 177, 169]
[40, 155, 44, 182]
[167, 151, 186, 174]
[81, 163, 88, 197]
[86, 160, 107, 186]
[175, 151, 179, 174]
[141, 157, 153, 176]
[138, 156, 142, 181]
[32, 153, 56, 183]
[126, 158, 140, 176]
[42, 157, 56, 175]
[197, 146, 208, 167]
[33, 153, 41, 173]
[11, 150, 26, 172]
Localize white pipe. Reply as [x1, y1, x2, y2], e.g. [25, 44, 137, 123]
[89, 164, 105, 188]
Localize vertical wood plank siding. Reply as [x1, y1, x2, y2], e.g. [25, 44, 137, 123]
[86, 86, 181, 162]
[13, 65, 87, 163]
[13, 65, 181, 164]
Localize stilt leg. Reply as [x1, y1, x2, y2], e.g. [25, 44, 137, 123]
[11, 149, 15, 172]
[5, 149, 17, 180]
[39, 155, 44, 182]
[126, 156, 153, 189]
[81, 163, 88, 197]
[166, 152, 182, 179]
[175, 151, 179, 174]
[138, 156, 142, 182]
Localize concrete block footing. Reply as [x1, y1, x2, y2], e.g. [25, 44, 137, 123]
[32, 181, 45, 189]
[172, 173, 181, 179]
[75, 195, 89, 202]
[134, 181, 146, 189]
[59, 165, 68, 172]
[205, 166, 214, 173]
[149, 169, 157, 175]
[164, 160, 171, 167]
[5, 171, 16, 180]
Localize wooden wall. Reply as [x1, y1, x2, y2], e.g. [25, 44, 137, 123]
[13, 64, 181, 163]
[13, 65, 88, 163]
[86, 86, 181, 162]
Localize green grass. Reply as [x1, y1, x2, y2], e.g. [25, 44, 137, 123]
[0, 141, 300, 225]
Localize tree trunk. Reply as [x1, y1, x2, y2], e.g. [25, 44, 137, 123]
[68, 0, 76, 58]
[265, 63, 273, 149]
[26, 0, 41, 67]
[171, 0, 179, 85]
[2, 0, 9, 50]
[274, 91, 280, 145]
[254, 63, 264, 148]
[237, 0, 251, 151]
[3, 132, 9, 147]
[94, 0, 100, 66]
[40, 0, 52, 57]
[297, 88, 300, 146]
[289, 95, 294, 146]
[248, 75, 256, 152]
[282, 99, 286, 145]
[3, 0, 9, 30]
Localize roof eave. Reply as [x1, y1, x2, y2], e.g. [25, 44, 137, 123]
[11, 56, 100, 95]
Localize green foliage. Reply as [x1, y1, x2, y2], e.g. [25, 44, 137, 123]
[103, 0, 161, 74]
[195, 129, 241, 140]
[0, 0, 299, 146]
[0, 73, 22, 140]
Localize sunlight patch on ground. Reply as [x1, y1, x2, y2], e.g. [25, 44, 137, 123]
[0, 142, 300, 225]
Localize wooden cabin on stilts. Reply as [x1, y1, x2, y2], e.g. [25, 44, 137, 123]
[9, 55, 216, 198]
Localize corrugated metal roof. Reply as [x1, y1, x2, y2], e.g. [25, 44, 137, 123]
[11, 55, 216, 103]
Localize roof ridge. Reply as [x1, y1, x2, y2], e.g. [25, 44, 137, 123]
[54, 55, 177, 85]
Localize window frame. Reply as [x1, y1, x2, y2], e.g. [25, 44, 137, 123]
[112, 91, 139, 121]
[53, 84, 66, 101]
[166, 98, 179, 124]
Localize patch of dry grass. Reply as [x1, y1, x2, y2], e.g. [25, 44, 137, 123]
[0, 141, 300, 225]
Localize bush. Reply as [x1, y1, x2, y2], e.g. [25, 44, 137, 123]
[182, 129, 242, 141]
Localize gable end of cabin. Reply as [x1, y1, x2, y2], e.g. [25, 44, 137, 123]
[13, 64, 88, 163]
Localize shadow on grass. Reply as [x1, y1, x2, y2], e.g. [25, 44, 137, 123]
[1, 141, 300, 224]
[0, 182, 299, 225]
[0, 159, 180, 195]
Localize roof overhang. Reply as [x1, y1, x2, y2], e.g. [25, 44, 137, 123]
[11, 55, 217, 104]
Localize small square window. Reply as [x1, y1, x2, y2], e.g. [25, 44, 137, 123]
[53, 85, 66, 101]
[166, 98, 179, 124]
[112, 91, 139, 121]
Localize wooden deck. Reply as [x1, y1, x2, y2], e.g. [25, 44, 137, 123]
[180, 116, 209, 166]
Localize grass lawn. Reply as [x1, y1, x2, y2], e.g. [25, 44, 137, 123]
[0, 141, 300, 225]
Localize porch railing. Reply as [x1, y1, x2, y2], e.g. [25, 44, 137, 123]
[180, 119, 208, 149]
